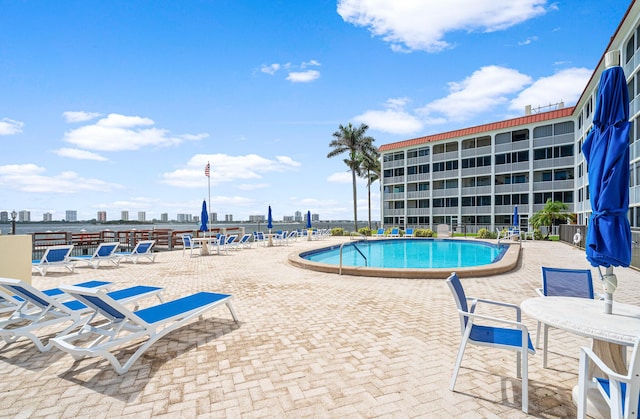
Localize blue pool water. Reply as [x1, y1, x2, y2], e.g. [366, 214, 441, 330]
[301, 239, 508, 269]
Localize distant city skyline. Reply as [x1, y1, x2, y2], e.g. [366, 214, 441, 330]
[0, 208, 326, 223]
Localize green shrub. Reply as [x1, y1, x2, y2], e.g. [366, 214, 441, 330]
[331, 227, 345, 236]
[533, 228, 543, 240]
[358, 227, 372, 236]
[414, 228, 434, 237]
[477, 228, 497, 239]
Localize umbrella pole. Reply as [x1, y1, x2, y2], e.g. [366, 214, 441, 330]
[601, 266, 618, 314]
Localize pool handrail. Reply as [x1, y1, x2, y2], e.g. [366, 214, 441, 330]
[349, 232, 368, 241]
[339, 241, 367, 275]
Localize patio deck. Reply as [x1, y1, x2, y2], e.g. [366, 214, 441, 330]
[2, 237, 639, 418]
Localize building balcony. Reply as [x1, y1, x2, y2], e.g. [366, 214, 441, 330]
[461, 185, 491, 195]
[407, 190, 430, 199]
[495, 183, 530, 193]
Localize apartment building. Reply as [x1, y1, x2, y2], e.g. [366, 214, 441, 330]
[379, 1, 640, 233]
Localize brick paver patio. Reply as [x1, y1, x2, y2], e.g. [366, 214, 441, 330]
[2, 237, 639, 418]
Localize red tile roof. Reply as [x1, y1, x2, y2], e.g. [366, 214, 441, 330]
[378, 107, 575, 152]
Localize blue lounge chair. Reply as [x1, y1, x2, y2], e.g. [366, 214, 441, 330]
[389, 227, 400, 237]
[373, 228, 385, 237]
[68, 242, 120, 269]
[0, 287, 21, 315]
[221, 234, 238, 252]
[405, 228, 414, 237]
[51, 285, 239, 374]
[447, 272, 535, 413]
[115, 240, 156, 264]
[32, 245, 76, 276]
[230, 234, 252, 250]
[0, 278, 163, 352]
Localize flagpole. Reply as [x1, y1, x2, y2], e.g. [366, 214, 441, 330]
[207, 161, 211, 236]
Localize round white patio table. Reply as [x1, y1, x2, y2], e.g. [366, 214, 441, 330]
[192, 237, 220, 255]
[521, 296, 640, 417]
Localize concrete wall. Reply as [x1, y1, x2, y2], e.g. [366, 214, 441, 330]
[0, 235, 32, 283]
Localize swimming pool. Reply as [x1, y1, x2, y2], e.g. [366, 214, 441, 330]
[289, 238, 520, 278]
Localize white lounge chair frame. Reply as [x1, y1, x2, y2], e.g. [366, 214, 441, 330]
[116, 240, 156, 263]
[68, 242, 121, 269]
[51, 286, 239, 374]
[32, 245, 76, 276]
[0, 278, 163, 352]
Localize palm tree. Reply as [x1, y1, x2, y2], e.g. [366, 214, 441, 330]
[328, 123, 375, 232]
[358, 146, 381, 230]
[530, 199, 575, 239]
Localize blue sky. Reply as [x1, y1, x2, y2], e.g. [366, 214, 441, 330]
[0, 0, 631, 222]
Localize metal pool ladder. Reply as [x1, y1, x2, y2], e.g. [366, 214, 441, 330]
[339, 239, 367, 275]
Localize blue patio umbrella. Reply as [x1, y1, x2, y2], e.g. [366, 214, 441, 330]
[306, 210, 312, 229]
[200, 200, 209, 233]
[582, 61, 632, 313]
[267, 206, 273, 232]
[513, 205, 519, 228]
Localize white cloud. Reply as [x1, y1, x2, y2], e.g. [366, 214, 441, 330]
[353, 97, 423, 135]
[301, 60, 321, 68]
[63, 113, 208, 151]
[54, 148, 108, 161]
[160, 153, 301, 188]
[509, 67, 592, 112]
[286, 70, 321, 83]
[260, 63, 281, 75]
[327, 172, 367, 185]
[0, 118, 23, 135]
[237, 183, 270, 191]
[0, 163, 122, 193]
[337, 0, 548, 52]
[63, 111, 101, 123]
[355, 109, 423, 135]
[353, 65, 588, 132]
[518, 36, 539, 46]
[417, 65, 532, 122]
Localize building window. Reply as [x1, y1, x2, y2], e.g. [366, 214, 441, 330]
[478, 196, 491, 206]
[533, 124, 553, 138]
[554, 121, 574, 135]
[627, 34, 635, 63]
[445, 197, 458, 207]
[477, 176, 491, 186]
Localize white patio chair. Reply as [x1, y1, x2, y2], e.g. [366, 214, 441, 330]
[578, 338, 640, 419]
[535, 266, 595, 368]
[447, 272, 535, 413]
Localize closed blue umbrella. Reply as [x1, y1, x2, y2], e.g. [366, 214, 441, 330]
[582, 60, 631, 313]
[200, 200, 209, 233]
[267, 206, 273, 232]
[306, 210, 312, 229]
[513, 205, 519, 229]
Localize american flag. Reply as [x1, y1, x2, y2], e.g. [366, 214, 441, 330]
[205, 162, 210, 178]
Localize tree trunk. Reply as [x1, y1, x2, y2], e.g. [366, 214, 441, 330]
[367, 169, 372, 230]
[351, 168, 358, 232]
